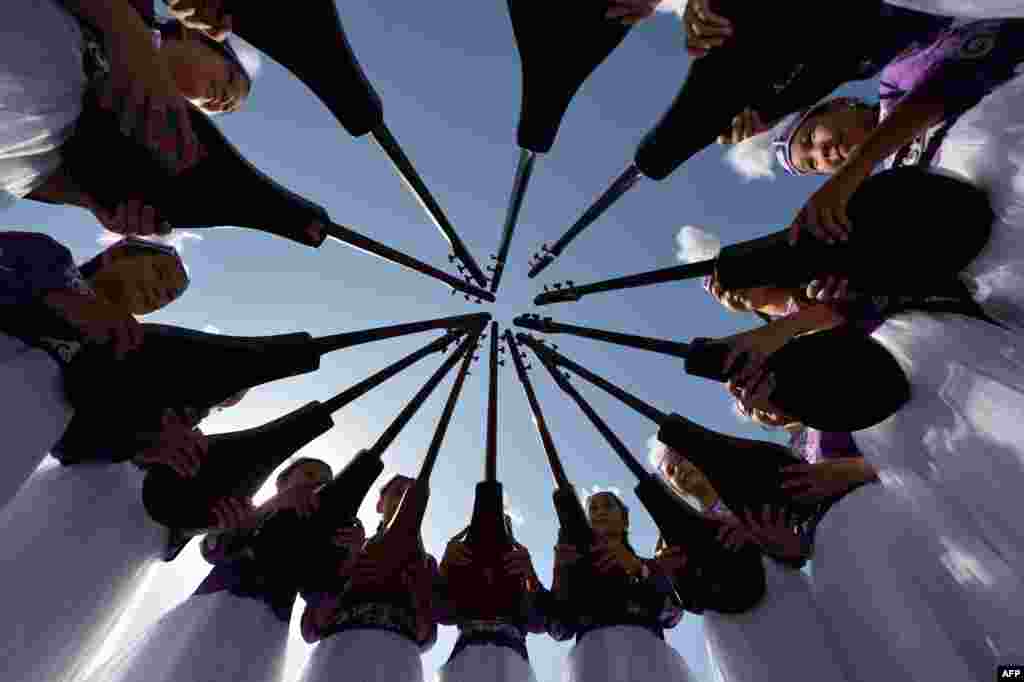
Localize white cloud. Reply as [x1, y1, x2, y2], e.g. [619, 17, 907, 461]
[202, 324, 222, 335]
[96, 229, 204, 256]
[675, 225, 721, 263]
[503, 491, 526, 527]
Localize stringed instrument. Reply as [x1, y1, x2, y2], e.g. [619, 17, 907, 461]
[443, 323, 531, 620]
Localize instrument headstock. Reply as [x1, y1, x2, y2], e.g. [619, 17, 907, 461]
[533, 280, 580, 305]
[512, 313, 558, 334]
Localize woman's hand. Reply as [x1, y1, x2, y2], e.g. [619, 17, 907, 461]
[209, 496, 255, 529]
[605, 0, 660, 25]
[84, 194, 171, 237]
[805, 276, 854, 304]
[133, 409, 208, 477]
[718, 108, 768, 145]
[788, 158, 873, 246]
[683, 0, 733, 57]
[654, 544, 689, 574]
[43, 289, 144, 358]
[166, 0, 232, 41]
[440, 540, 473, 577]
[332, 523, 366, 552]
[504, 544, 539, 585]
[711, 514, 756, 552]
[592, 540, 643, 576]
[100, 28, 201, 174]
[270, 481, 322, 518]
[781, 458, 877, 504]
[719, 324, 792, 408]
[741, 505, 805, 563]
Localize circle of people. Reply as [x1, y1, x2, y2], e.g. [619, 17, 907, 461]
[3, 1, 1024, 682]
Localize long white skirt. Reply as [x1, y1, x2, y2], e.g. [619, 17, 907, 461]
[0, 460, 167, 682]
[300, 628, 423, 682]
[1, 0, 87, 207]
[885, 1, 1024, 18]
[565, 625, 695, 682]
[437, 642, 539, 682]
[704, 559, 849, 682]
[0, 333, 72, 508]
[83, 591, 288, 682]
[929, 65, 1024, 331]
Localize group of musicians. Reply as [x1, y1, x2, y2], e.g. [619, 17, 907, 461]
[5, 0, 1024, 681]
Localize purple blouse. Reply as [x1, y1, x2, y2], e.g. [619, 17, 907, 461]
[881, 19, 1024, 169]
[788, 428, 861, 465]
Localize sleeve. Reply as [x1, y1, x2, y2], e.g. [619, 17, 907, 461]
[0, 232, 82, 305]
[647, 568, 686, 630]
[299, 589, 342, 644]
[51, 405, 168, 464]
[908, 22, 1024, 121]
[752, 62, 861, 128]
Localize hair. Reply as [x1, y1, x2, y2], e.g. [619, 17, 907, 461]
[584, 491, 639, 558]
[275, 457, 331, 490]
[380, 474, 415, 499]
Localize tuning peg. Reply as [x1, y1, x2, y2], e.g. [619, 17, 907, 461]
[474, 298, 483, 304]
[498, 347, 506, 354]
[450, 289, 457, 296]
[562, 372, 571, 381]
[552, 344, 559, 350]
[448, 254, 456, 263]
[553, 282, 563, 289]
[541, 243, 551, 253]
[566, 280, 575, 287]
[465, 294, 471, 301]
[498, 360, 506, 367]
[543, 285, 550, 292]
[466, 371, 473, 376]
[487, 265, 495, 271]
[524, 363, 533, 370]
[490, 254, 497, 260]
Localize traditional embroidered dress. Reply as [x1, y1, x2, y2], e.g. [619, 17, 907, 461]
[700, 492, 849, 682]
[0, 0, 89, 209]
[0, 452, 181, 682]
[546, 558, 693, 682]
[299, 546, 440, 682]
[83, 528, 293, 682]
[874, 19, 1024, 332]
[0, 232, 83, 507]
[433, 574, 547, 682]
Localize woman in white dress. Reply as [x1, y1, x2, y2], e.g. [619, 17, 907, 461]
[3, 0, 258, 230]
[433, 518, 546, 682]
[546, 491, 695, 682]
[299, 475, 439, 682]
[0, 233, 190, 507]
[82, 457, 356, 682]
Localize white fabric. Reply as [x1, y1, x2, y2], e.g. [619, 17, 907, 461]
[83, 592, 288, 682]
[1, 0, 87, 208]
[300, 628, 423, 682]
[436, 642, 538, 682]
[564, 625, 695, 682]
[0, 332, 72, 509]
[811, 483, 991, 682]
[704, 559, 849, 682]
[930, 68, 1024, 331]
[0, 460, 167, 682]
[885, 1, 1024, 18]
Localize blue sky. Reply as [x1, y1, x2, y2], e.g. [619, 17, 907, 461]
[7, 3, 879, 680]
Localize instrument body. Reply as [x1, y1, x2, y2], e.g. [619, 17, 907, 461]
[62, 92, 327, 246]
[143, 400, 334, 531]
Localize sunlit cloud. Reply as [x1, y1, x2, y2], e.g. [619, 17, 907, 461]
[504, 491, 526, 527]
[675, 225, 721, 263]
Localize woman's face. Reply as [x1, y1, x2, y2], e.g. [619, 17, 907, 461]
[588, 492, 627, 538]
[163, 35, 249, 113]
[662, 456, 714, 501]
[281, 461, 332, 491]
[788, 102, 875, 175]
[89, 249, 187, 315]
[376, 479, 413, 523]
[710, 277, 790, 316]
